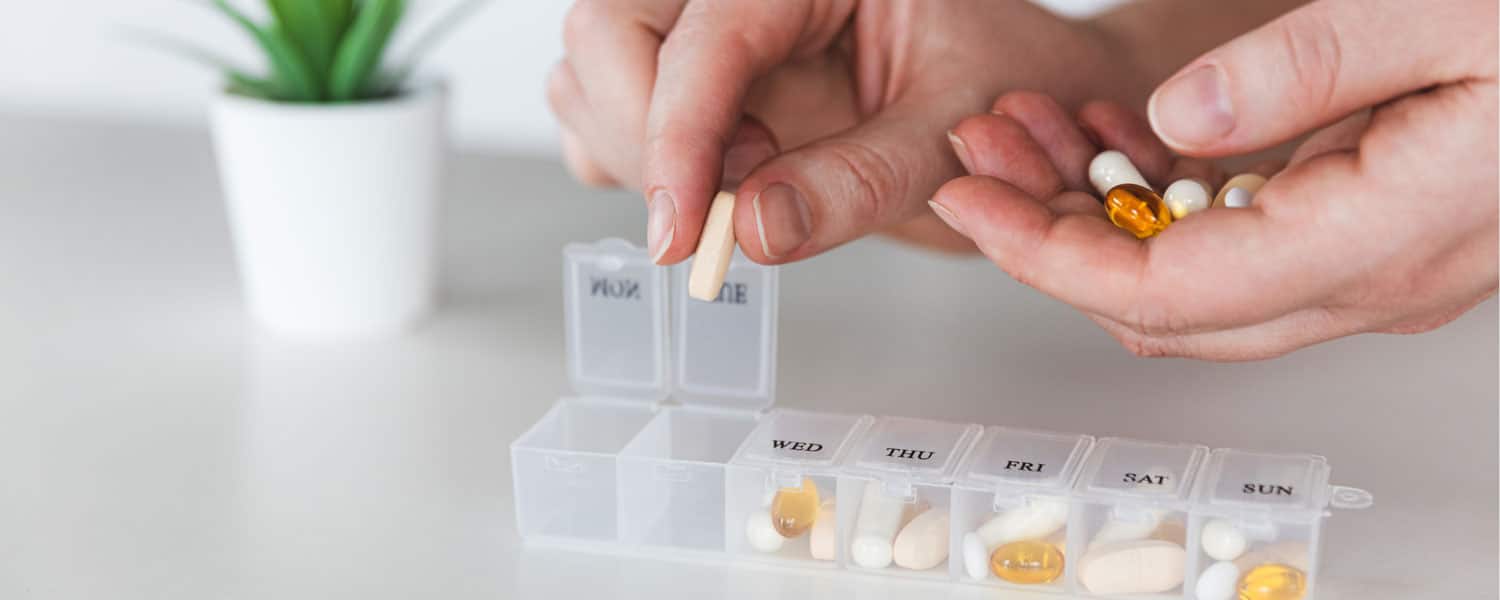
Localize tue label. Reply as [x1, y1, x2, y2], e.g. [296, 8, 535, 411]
[710, 282, 749, 305]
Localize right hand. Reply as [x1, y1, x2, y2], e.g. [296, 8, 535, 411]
[548, 0, 1158, 264]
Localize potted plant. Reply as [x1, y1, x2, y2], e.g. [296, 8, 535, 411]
[160, 0, 482, 338]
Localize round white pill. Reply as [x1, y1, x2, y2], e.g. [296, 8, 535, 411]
[745, 508, 785, 553]
[1163, 179, 1210, 218]
[1201, 519, 1248, 561]
[962, 532, 991, 580]
[1088, 150, 1151, 197]
[1223, 187, 1253, 208]
[1194, 560, 1240, 600]
[851, 534, 894, 569]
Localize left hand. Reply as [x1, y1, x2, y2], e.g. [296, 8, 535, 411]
[931, 0, 1498, 360]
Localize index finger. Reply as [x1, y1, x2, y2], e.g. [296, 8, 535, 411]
[641, 0, 853, 264]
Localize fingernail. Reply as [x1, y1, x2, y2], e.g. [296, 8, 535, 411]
[947, 131, 976, 173]
[647, 189, 676, 263]
[752, 183, 811, 259]
[722, 139, 777, 189]
[928, 201, 968, 238]
[1149, 63, 1235, 149]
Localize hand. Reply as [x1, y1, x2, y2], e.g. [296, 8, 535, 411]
[932, 0, 1497, 360]
[547, 0, 1156, 264]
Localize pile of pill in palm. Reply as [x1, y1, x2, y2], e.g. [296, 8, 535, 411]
[1089, 150, 1268, 239]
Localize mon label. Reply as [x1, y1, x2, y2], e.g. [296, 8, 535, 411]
[589, 277, 640, 300]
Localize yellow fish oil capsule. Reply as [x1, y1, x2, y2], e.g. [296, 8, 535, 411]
[1238, 563, 1307, 600]
[989, 540, 1065, 584]
[1089, 150, 1171, 239]
[770, 478, 820, 538]
[1105, 184, 1173, 239]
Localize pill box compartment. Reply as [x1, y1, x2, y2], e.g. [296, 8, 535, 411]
[511, 240, 670, 545]
[725, 409, 874, 567]
[951, 426, 1094, 591]
[837, 416, 981, 579]
[1184, 449, 1372, 600]
[1068, 437, 1208, 598]
[614, 249, 780, 555]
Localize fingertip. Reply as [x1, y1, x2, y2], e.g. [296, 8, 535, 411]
[949, 113, 1064, 199]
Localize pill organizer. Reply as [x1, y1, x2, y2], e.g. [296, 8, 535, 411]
[511, 239, 1372, 598]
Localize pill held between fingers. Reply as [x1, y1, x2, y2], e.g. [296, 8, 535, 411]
[1078, 539, 1186, 594]
[893, 508, 950, 570]
[687, 191, 736, 301]
[746, 508, 785, 553]
[1163, 178, 1211, 218]
[1089, 150, 1152, 197]
[1195, 560, 1241, 600]
[1215, 173, 1267, 208]
[1201, 519, 1249, 561]
[850, 482, 907, 569]
[809, 500, 837, 560]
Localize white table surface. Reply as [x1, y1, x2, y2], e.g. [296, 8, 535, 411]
[0, 114, 1494, 600]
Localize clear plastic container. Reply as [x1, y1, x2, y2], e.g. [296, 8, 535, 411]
[836, 416, 981, 579]
[725, 409, 874, 567]
[511, 239, 778, 554]
[951, 426, 1094, 591]
[1184, 449, 1372, 600]
[1068, 437, 1209, 598]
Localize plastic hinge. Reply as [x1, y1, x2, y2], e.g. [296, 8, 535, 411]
[1328, 485, 1374, 510]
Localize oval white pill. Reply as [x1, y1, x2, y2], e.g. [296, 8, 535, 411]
[745, 508, 784, 553]
[1089, 150, 1151, 197]
[893, 508, 950, 570]
[1215, 173, 1267, 208]
[1195, 560, 1240, 600]
[1088, 509, 1164, 551]
[1201, 519, 1249, 561]
[809, 501, 837, 561]
[1078, 539, 1186, 595]
[962, 532, 991, 580]
[974, 498, 1070, 548]
[1163, 179, 1210, 218]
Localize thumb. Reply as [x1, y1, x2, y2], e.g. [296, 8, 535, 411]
[1146, 0, 1495, 156]
[731, 101, 966, 263]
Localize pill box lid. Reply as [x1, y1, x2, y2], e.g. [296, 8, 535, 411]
[955, 426, 1094, 493]
[669, 251, 779, 410]
[1074, 437, 1209, 503]
[564, 239, 672, 402]
[730, 409, 874, 470]
[840, 416, 982, 484]
[1190, 448, 1331, 514]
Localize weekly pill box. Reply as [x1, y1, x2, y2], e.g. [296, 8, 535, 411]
[511, 239, 1372, 598]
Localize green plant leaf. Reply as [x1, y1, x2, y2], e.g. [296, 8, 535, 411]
[117, 26, 281, 99]
[266, 0, 352, 86]
[328, 0, 406, 101]
[210, 0, 321, 101]
[376, 0, 489, 95]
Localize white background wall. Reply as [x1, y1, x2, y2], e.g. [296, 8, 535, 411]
[0, 0, 1122, 155]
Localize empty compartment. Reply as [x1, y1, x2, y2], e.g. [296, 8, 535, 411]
[837, 416, 981, 580]
[1186, 449, 1371, 600]
[952, 426, 1094, 591]
[1069, 437, 1208, 598]
[617, 407, 760, 552]
[726, 409, 873, 567]
[511, 398, 656, 542]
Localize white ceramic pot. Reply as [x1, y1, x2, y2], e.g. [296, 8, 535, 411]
[211, 84, 444, 339]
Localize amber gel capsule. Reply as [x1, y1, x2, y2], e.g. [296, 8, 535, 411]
[770, 478, 820, 538]
[990, 540, 1065, 584]
[1238, 564, 1307, 600]
[1105, 184, 1173, 239]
